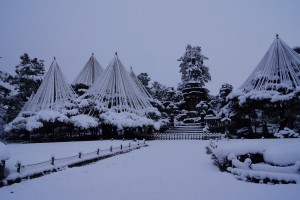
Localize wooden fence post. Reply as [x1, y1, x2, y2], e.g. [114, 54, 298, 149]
[51, 156, 55, 165]
[16, 162, 21, 173]
[97, 148, 100, 155]
[110, 146, 112, 152]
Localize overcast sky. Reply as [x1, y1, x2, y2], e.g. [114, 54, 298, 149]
[1, 0, 300, 94]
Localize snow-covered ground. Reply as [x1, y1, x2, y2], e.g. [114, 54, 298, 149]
[0, 140, 299, 200]
[4, 140, 132, 171]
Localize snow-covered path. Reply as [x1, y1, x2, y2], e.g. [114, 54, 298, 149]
[0, 141, 299, 200]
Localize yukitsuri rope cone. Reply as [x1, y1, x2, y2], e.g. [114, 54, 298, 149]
[240, 34, 300, 93]
[73, 53, 103, 86]
[21, 57, 76, 113]
[85, 53, 154, 114]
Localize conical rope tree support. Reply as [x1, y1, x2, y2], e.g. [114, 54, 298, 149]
[20, 57, 77, 113]
[84, 53, 155, 115]
[240, 34, 300, 94]
[73, 53, 104, 86]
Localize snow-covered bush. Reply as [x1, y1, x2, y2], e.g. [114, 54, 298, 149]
[175, 113, 187, 122]
[70, 115, 99, 129]
[223, 85, 300, 137]
[100, 110, 159, 132]
[274, 128, 299, 138]
[183, 117, 201, 124]
[207, 139, 300, 184]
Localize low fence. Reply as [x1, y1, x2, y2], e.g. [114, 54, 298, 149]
[174, 123, 202, 127]
[143, 133, 223, 140]
[1, 141, 146, 187]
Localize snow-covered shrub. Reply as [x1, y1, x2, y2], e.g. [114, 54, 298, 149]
[70, 115, 99, 129]
[223, 83, 300, 137]
[274, 127, 299, 138]
[183, 117, 201, 124]
[186, 111, 199, 118]
[99, 110, 160, 137]
[236, 127, 253, 137]
[207, 139, 300, 184]
[175, 114, 187, 122]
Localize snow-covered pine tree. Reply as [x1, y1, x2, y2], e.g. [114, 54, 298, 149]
[137, 73, 151, 87]
[178, 44, 211, 86]
[137, 72, 151, 95]
[0, 71, 12, 108]
[224, 36, 300, 137]
[294, 46, 300, 54]
[218, 83, 233, 108]
[0, 71, 14, 132]
[72, 83, 90, 96]
[12, 53, 45, 101]
[5, 53, 45, 122]
[209, 83, 233, 114]
[150, 81, 166, 101]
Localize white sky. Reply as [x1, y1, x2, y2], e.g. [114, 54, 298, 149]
[1, 0, 300, 94]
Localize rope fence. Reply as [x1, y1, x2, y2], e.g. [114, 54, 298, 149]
[2, 140, 146, 187]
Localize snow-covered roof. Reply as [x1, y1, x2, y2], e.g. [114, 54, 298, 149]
[221, 117, 231, 122]
[73, 53, 103, 85]
[20, 58, 76, 112]
[85, 53, 154, 113]
[240, 35, 300, 93]
[0, 142, 9, 161]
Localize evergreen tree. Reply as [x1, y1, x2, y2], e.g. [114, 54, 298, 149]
[0, 71, 13, 124]
[150, 81, 166, 101]
[12, 53, 45, 101]
[72, 83, 90, 96]
[293, 46, 300, 54]
[218, 83, 233, 108]
[209, 83, 233, 115]
[137, 72, 151, 94]
[4, 53, 45, 122]
[137, 73, 151, 87]
[178, 44, 211, 86]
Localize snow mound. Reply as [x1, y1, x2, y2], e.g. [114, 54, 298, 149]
[274, 128, 299, 138]
[207, 139, 300, 184]
[71, 115, 98, 129]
